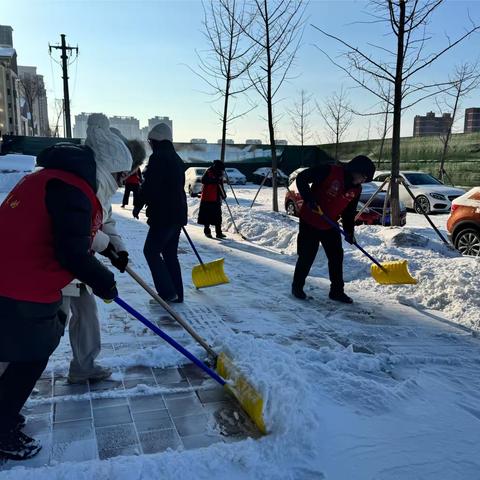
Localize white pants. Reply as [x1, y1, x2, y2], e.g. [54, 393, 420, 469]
[62, 285, 102, 376]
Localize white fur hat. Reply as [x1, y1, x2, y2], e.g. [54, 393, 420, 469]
[148, 123, 172, 142]
[85, 114, 132, 173]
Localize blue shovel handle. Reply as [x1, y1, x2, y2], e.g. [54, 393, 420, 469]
[315, 208, 387, 272]
[114, 297, 226, 386]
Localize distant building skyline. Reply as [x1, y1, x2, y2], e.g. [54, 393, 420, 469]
[413, 112, 453, 137]
[464, 107, 480, 133]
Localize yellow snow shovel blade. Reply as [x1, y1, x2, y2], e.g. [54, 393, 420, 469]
[216, 351, 267, 434]
[192, 258, 230, 289]
[370, 260, 417, 285]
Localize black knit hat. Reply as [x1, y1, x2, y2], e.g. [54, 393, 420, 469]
[213, 160, 225, 171]
[345, 155, 375, 182]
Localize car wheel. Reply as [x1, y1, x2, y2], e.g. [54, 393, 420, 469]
[414, 195, 430, 214]
[286, 200, 297, 216]
[454, 228, 480, 256]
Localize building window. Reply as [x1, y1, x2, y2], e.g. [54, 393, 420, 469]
[7, 88, 10, 95]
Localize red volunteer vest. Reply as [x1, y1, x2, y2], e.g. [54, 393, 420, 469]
[299, 165, 360, 230]
[201, 169, 221, 202]
[125, 170, 141, 185]
[0, 169, 102, 303]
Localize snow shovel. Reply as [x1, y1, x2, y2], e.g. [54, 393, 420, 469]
[314, 207, 417, 285]
[114, 296, 266, 434]
[182, 227, 229, 289]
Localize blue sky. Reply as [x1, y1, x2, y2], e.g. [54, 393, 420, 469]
[5, 0, 480, 143]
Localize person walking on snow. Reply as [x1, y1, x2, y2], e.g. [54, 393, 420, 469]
[133, 123, 187, 303]
[0, 144, 117, 460]
[197, 160, 227, 239]
[121, 167, 142, 208]
[292, 155, 375, 304]
[61, 114, 134, 384]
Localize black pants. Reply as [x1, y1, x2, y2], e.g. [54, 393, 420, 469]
[0, 359, 49, 434]
[143, 224, 183, 301]
[122, 184, 139, 207]
[293, 220, 344, 294]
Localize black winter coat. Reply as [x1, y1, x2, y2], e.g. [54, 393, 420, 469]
[0, 145, 116, 362]
[135, 141, 188, 227]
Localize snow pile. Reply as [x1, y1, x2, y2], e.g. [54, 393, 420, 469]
[208, 200, 480, 331]
[0, 154, 36, 193]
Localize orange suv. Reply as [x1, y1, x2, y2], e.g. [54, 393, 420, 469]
[446, 187, 480, 256]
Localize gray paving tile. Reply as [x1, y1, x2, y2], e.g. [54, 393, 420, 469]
[54, 380, 89, 397]
[92, 397, 128, 409]
[152, 367, 184, 385]
[96, 424, 139, 456]
[173, 413, 210, 437]
[54, 400, 92, 422]
[89, 379, 123, 392]
[182, 433, 224, 450]
[124, 377, 157, 389]
[53, 418, 94, 443]
[128, 394, 166, 413]
[23, 414, 51, 437]
[51, 438, 98, 463]
[124, 366, 154, 379]
[93, 404, 133, 428]
[98, 444, 140, 460]
[139, 429, 182, 454]
[22, 402, 52, 416]
[133, 409, 173, 432]
[32, 379, 52, 398]
[163, 393, 204, 418]
[196, 387, 230, 404]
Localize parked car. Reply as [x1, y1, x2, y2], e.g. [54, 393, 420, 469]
[360, 182, 407, 226]
[185, 167, 207, 197]
[446, 187, 480, 256]
[224, 168, 246, 185]
[0, 154, 36, 193]
[373, 170, 465, 214]
[284, 179, 398, 226]
[288, 167, 308, 186]
[252, 167, 288, 187]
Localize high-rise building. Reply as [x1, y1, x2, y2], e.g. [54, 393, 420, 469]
[464, 108, 480, 133]
[109, 115, 140, 139]
[0, 25, 23, 136]
[72, 112, 91, 138]
[413, 111, 452, 137]
[17, 66, 50, 136]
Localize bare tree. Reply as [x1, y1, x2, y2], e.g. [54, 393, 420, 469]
[241, 0, 307, 212]
[288, 89, 314, 147]
[18, 75, 42, 136]
[436, 62, 480, 182]
[318, 87, 353, 162]
[313, 0, 480, 225]
[194, 0, 257, 163]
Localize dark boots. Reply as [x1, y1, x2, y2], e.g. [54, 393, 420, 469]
[204, 225, 226, 239]
[0, 429, 41, 460]
[329, 291, 353, 304]
[291, 284, 307, 300]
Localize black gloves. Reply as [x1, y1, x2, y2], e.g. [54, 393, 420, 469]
[94, 282, 118, 303]
[100, 243, 129, 273]
[344, 233, 356, 245]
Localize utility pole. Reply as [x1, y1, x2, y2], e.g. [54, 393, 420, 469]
[49, 34, 78, 138]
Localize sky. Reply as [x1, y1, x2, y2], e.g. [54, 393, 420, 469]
[4, 0, 480, 144]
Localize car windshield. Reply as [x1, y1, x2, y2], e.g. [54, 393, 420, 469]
[404, 173, 442, 185]
[195, 169, 206, 175]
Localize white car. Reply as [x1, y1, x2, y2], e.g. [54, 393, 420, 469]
[185, 167, 207, 197]
[0, 154, 36, 193]
[224, 168, 246, 185]
[252, 167, 289, 186]
[372, 170, 465, 214]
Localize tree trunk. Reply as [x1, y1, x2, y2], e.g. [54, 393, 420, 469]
[390, 0, 406, 226]
[220, 78, 231, 164]
[264, 0, 278, 212]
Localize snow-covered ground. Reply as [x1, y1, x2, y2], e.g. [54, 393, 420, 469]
[2, 184, 480, 480]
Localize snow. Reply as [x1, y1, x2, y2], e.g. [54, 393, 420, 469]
[1, 183, 480, 479]
[0, 155, 36, 193]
